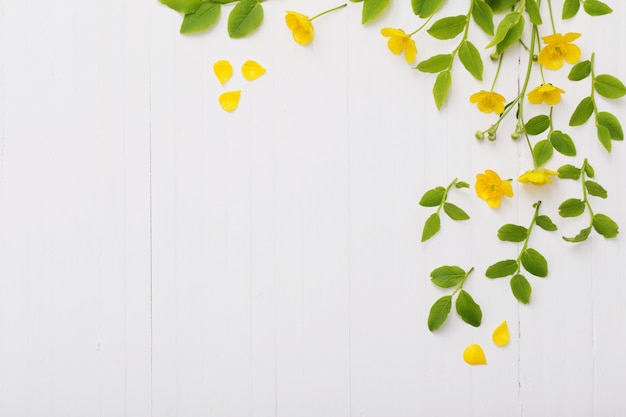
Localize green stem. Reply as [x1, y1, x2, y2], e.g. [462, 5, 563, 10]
[581, 159, 595, 219]
[409, 1, 446, 35]
[436, 178, 458, 215]
[490, 53, 505, 91]
[452, 267, 475, 296]
[310, 3, 347, 21]
[589, 53, 600, 125]
[547, 0, 557, 33]
[515, 201, 542, 273]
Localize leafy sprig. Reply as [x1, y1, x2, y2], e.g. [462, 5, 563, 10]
[563, 0, 613, 19]
[428, 266, 482, 331]
[485, 201, 556, 304]
[419, 178, 470, 242]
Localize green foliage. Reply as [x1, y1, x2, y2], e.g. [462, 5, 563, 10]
[592, 214, 619, 238]
[472, 0, 494, 35]
[525, 115, 550, 135]
[525, 0, 542, 25]
[569, 60, 591, 81]
[521, 248, 548, 277]
[428, 266, 481, 331]
[597, 112, 624, 140]
[558, 164, 581, 180]
[549, 131, 577, 156]
[420, 179, 470, 242]
[228, 0, 263, 38]
[585, 180, 608, 198]
[428, 15, 467, 40]
[486, 12, 519, 49]
[559, 198, 586, 218]
[510, 274, 531, 304]
[414, 0, 445, 18]
[485, 0, 518, 12]
[431, 266, 466, 288]
[433, 71, 452, 110]
[416, 55, 454, 73]
[533, 140, 554, 167]
[486, 259, 518, 278]
[536, 215, 558, 232]
[362, 0, 390, 24]
[569, 97, 594, 126]
[428, 295, 452, 331]
[583, 0, 613, 16]
[181, 2, 221, 34]
[563, 227, 592, 242]
[160, 0, 202, 13]
[421, 213, 441, 242]
[458, 41, 483, 81]
[595, 75, 626, 99]
[443, 202, 470, 220]
[497, 224, 528, 242]
[455, 290, 482, 327]
[419, 186, 446, 206]
[562, 0, 580, 19]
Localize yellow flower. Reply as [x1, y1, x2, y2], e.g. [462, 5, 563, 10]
[518, 169, 558, 185]
[492, 321, 510, 347]
[537, 32, 581, 70]
[463, 344, 487, 365]
[469, 90, 506, 114]
[285, 11, 314, 45]
[475, 170, 513, 208]
[381, 28, 417, 63]
[527, 84, 565, 105]
[241, 60, 266, 81]
[219, 90, 241, 112]
[213, 60, 233, 85]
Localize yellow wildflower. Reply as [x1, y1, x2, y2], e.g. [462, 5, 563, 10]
[518, 169, 558, 185]
[241, 60, 266, 81]
[219, 90, 241, 112]
[380, 28, 417, 63]
[285, 11, 314, 45]
[463, 344, 487, 365]
[492, 321, 510, 347]
[475, 170, 513, 209]
[537, 32, 581, 70]
[469, 90, 506, 114]
[527, 84, 565, 105]
[213, 60, 233, 85]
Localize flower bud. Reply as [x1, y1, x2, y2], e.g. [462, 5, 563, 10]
[488, 132, 496, 141]
[490, 52, 500, 61]
[511, 131, 520, 140]
[475, 130, 485, 140]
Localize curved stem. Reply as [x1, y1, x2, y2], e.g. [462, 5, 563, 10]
[310, 3, 347, 21]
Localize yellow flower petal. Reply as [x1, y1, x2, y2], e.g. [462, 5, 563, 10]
[475, 170, 513, 208]
[492, 321, 510, 347]
[242, 60, 266, 81]
[213, 60, 233, 85]
[470, 91, 506, 114]
[518, 169, 558, 185]
[219, 90, 241, 112]
[381, 28, 417, 63]
[285, 11, 314, 45]
[463, 344, 487, 365]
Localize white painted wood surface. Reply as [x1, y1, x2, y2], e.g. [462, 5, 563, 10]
[1, 1, 625, 416]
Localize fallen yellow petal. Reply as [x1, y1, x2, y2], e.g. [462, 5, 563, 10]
[463, 344, 487, 365]
[219, 90, 241, 112]
[213, 60, 233, 85]
[242, 60, 266, 81]
[492, 321, 510, 347]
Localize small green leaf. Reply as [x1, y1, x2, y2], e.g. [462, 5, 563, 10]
[595, 74, 626, 99]
[485, 12, 518, 49]
[362, 0, 390, 24]
[562, 0, 580, 19]
[430, 266, 466, 288]
[557, 164, 581, 180]
[525, 115, 550, 135]
[485, 0, 518, 12]
[412, 0, 425, 14]
[427, 15, 467, 40]
[510, 274, 532, 304]
[458, 41, 483, 81]
[417, 0, 445, 18]
[443, 202, 470, 221]
[585, 180, 608, 199]
[597, 125, 612, 152]
[569, 96, 594, 126]
[421, 213, 441, 242]
[455, 290, 482, 327]
[428, 295, 452, 331]
[486, 259, 518, 278]
[419, 186, 446, 207]
[549, 130, 577, 156]
[416, 54, 453, 73]
[583, 0, 613, 16]
[496, 16, 525, 54]
[159, 0, 202, 13]
[568, 60, 591, 81]
[533, 140, 554, 167]
[455, 181, 470, 189]
[563, 226, 592, 242]
[497, 224, 528, 242]
[592, 213, 619, 238]
[558, 198, 586, 218]
[472, 0, 494, 35]
[584, 161, 595, 178]
[536, 215, 558, 231]
[180, 2, 221, 34]
[521, 248, 548, 277]
[597, 112, 624, 140]
[525, 0, 542, 25]
[228, 0, 263, 38]
[433, 70, 452, 110]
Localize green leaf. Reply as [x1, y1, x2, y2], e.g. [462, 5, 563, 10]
[486, 259, 518, 278]
[525, 0, 542, 25]
[595, 74, 626, 99]
[584, 161, 595, 178]
[421, 213, 441, 242]
[521, 248, 548, 277]
[583, 0, 613, 16]
[427, 15, 467, 40]
[597, 112, 624, 140]
[562, 0, 580, 19]
[496, 15, 525, 54]
[430, 266, 466, 288]
[568, 60, 591, 81]
[585, 180, 608, 198]
[563, 226, 592, 242]
[485, 12, 519, 49]
[443, 202, 470, 221]
[557, 164, 581, 180]
[455, 181, 470, 189]
[416, 54, 453, 73]
[458, 41, 483, 81]
[417, 0, 445, 18]
[419, 186, 445, 207]
[549, 130, 577, 156]
[412, 0, 425, 14]
[428, 295, 452, 331]
[497, 224, 528, 242]
[558, 198, 586, 218]
[472, 0, 494, 35]
[485, 0, 518, 12]
[569, 96, 594, 126]
[510, 274, 532, 304]
[159, 0, 202, 13]
[536, 215, 558, 231]
[597, 125, 612, 152]
[592, 213, 619, 238]
[533, 140, 554, 167]
[525, 115, 550, 135]
[433, 70, 452, 110]
[180, 2, 221, 34]
[362, 0, 390, 24]
[228, 0, 263, 38]
[455, 290, 482, 327]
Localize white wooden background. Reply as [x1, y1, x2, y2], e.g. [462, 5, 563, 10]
[1, 0, 625, 416]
